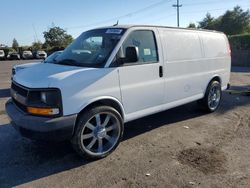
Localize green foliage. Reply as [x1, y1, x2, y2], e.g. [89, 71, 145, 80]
[0, 47, 15, 57]
[21, 46, 32, 51]
[43, 26, 73, 49]
[229, 33, 250, 50]
[198, 6, 250, 35]
[198, 13, 217, 29]
[32, 41, 43, 50]
[187, 23, 196, 28]
[9, 25, 74, 52]
[8, 48, 15, 52]
[219, 6, 250, 35]
[12, 38, 19, 51]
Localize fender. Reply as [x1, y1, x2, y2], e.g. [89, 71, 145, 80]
[78, 96, 125, 119]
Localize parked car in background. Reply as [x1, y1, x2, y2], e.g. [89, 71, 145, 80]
[34, 50, 47, 59]
[7, 52, 20, 60]
[0, 50, 5, 60]
[22, 51, 33, 59]
[44, 51, 63, 63]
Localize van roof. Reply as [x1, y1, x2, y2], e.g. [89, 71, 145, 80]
[96, 24, 224, 34]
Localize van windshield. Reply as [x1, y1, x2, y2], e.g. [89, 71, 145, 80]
[52, 28, 126, 68]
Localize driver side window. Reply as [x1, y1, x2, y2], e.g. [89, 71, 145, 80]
[122, 30, 158, 64]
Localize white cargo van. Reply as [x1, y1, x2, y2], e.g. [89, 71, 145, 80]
[6, 25, 231, 158]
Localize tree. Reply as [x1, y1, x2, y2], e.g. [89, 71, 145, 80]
[12, 38, 19, 51]
[32, 41, 43, 50]
[198, 13, 218, 30]
[218, 6, 250, 35]
[187, 23, 196, 28]
[43, 26, 73, 49]
[198, 6, 250, 35]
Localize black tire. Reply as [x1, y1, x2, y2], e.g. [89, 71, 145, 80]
[71, 106, 124, 159]
[199, 80, 222, 112]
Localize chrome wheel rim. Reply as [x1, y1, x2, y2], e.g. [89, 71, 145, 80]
[80, 112, 120, 156]
[208, 85, 221, 110]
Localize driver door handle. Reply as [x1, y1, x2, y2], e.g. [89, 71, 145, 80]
[159, 66, 163, 77]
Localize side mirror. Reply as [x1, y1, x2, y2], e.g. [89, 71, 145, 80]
[125, 46, 139, 63]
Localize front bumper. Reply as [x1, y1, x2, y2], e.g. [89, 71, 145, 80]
[5, 99, 77, 141]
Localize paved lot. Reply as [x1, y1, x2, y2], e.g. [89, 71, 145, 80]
[0, 60, 250, 188]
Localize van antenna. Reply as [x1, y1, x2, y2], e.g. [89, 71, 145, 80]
[113, 20, 119, 26]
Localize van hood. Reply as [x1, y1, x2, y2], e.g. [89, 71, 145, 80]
[13, 63, 95, 88]
[14, 62, 40, 70]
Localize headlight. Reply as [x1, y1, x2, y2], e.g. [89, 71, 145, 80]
[39, 90, 61, 106]
[12, 68, 16, 76]
[12, 67, 24, 75]
[27, 89, 62, 116]
[41, 92, 47, 103]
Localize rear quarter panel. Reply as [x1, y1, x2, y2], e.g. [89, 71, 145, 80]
[199, 32, 231, 90]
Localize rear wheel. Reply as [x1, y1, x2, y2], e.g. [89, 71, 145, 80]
[71, 106, 124, 159]
[199, 80, 222, 112]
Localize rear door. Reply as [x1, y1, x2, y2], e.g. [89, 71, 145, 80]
[117, 29, 165, 119]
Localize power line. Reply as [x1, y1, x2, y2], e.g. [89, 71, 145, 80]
[183, 0, 246, 7]
[138, 5, 250, 27]
[64, 1, 248, 35]
[172, 0, 182, 27]
[32, 24, 38, 42]
[180, 5, 250, 15]
[66, 0, 173, 30]
[69, 5, 250, 36]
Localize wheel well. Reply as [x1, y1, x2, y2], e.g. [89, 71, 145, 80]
[211, 76, 221, 84]
[75, 99, 124, 125]
[203, 76, 222, 96]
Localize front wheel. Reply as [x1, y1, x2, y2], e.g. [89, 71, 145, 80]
[71, 106, 124, 159]
[199, 80, 222, 112]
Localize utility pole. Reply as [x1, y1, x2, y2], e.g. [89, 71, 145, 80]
[32, 24, 38, 42]
[172, 0, 182, 27]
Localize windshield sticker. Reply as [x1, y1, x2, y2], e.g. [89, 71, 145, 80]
[106, 29, 123, 34]
[144, 48, 151, 56]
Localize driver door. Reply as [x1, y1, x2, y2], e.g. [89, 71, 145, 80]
[117, 29, 164, 120]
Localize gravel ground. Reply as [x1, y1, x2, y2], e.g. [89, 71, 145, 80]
[0, 60, 250, 188]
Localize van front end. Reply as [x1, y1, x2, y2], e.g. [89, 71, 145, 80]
[5, 82, 77, 141]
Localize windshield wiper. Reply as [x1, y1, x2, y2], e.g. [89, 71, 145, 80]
[54, 59, 82, 67]
[44, 58, 56, 64]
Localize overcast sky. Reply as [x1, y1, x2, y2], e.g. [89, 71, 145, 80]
[1, 0, 249, 46]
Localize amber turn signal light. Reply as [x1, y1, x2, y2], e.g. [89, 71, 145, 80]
[27, 107, 59, 116]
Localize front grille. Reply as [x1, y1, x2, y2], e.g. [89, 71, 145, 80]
[11, 82, 28, 97]
[13, 98, 27, 112]
[11, 82, 29, 112]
